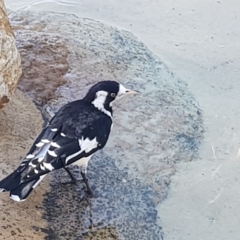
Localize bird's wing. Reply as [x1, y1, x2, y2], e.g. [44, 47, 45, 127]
[16, 101, 112, 183]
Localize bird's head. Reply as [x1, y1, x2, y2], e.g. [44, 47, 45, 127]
[83, 80, 137, 114]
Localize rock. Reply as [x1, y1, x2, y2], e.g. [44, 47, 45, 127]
[0, 89, 49, 239]
[0, 0, 21, 109]
[9, 11, 203, 240]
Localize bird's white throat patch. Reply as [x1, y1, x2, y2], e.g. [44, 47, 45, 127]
[92, 90, 112, 117]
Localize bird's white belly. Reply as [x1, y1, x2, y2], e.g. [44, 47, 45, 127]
[71, 155, 92, 167]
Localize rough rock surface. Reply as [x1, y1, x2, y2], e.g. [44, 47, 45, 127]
[0, 89, 48, 239]
[0, 0, 21, 109]
[9, 11, 203, 239]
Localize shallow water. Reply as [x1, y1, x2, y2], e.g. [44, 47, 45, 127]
[4, 0, 240, 240]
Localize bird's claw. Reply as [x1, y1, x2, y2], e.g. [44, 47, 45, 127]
[61, 179, 78, 185]
[85, 188, 94, 197]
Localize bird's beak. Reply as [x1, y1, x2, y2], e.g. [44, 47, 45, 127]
[125, 89, 139, 95]
[118, 83, 139, 96]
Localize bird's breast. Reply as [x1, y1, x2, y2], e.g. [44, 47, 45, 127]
[71, 155, 92, 167]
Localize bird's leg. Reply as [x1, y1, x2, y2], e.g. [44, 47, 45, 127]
[63, 167, 77, 185]
[81, 170, 93, 196]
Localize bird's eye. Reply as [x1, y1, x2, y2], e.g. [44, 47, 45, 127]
[111, 93, 116, 97]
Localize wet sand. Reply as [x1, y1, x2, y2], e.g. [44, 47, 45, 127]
[4, 0, 240, 239]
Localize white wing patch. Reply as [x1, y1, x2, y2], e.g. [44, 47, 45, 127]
[34, 143, 51, 159]
[36, 142, 45, 147]
[27, 143, 51, 170]
[79, 137, 98, 153]
[26, 154, 34, 159]
[51, 142, 60, 148]
[36, 138, 51, 148]
[40, 164, 45, 170]
[24, 133, 60, 175]
[29, 162, 36, 168]
[51, 128, 58, 132]
[48, 150, 58, 157]
[38, 157, 44, 162]
[43, 162, 54, 171]
[65, 137, 98, 164]
[25, 131, 99, 174]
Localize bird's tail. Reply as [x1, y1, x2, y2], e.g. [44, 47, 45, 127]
[0, 170, 46, 202]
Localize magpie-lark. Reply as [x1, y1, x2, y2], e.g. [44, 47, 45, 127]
[0, 80, 137, 202]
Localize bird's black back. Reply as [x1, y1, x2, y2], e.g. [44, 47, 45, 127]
[14, 99, 113, 183]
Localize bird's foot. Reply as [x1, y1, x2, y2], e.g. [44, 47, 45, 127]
[61, 179, 78, 185]
[81, 172, 94, 197]
[85, 186, 94, 198]
[62, 167, 78, 185]
[63, 167, 94, 196]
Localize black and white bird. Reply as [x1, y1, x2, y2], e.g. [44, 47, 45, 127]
[0, 80, 137, 202]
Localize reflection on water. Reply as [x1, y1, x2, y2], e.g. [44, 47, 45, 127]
[5, 2, 205, 240]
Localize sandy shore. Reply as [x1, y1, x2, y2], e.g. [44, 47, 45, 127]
[4, 0, 240, 239]
[0, 90, 49, 239]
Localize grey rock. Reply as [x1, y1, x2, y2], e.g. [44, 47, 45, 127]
[9, 10, 203, 240]
[0, 0, 21, 109]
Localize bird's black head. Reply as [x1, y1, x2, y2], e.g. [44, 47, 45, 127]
[83, 80, 137, 115]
